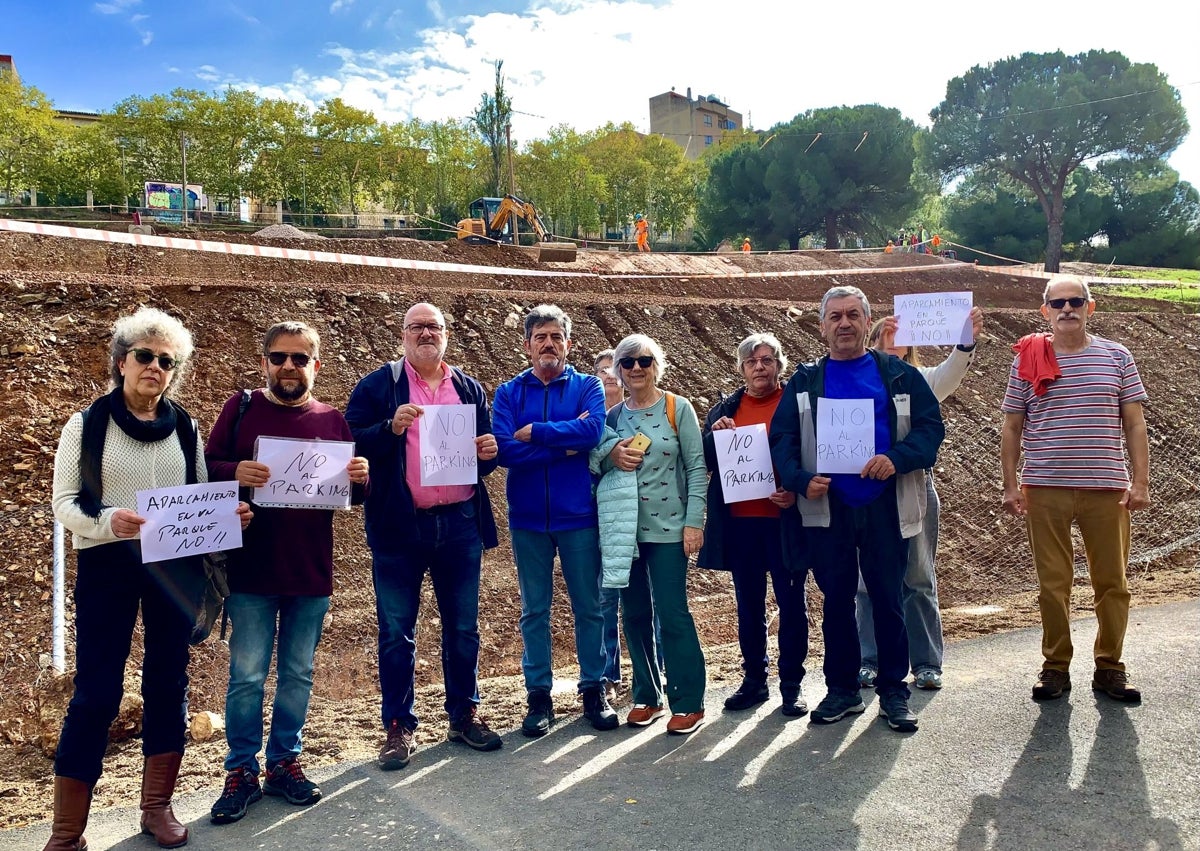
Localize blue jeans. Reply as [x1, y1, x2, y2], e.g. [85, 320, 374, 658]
[512, 527, 606, 694]
[806, 485, 910, 698]
[223, 592, 329, 774]
[372, 502, 483, 731]
[727, 517, 808, 686]
[857, 472, 944, 675]
[600, 588, 665, 684]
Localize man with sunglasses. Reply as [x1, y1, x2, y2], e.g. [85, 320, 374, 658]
[205, 321, 369, 824]
[345, 302, 503, 771]
[1002, 275, 1150, 704]
[492, 305, 617, 737]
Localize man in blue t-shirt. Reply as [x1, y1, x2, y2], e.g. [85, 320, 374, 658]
[770, 286, 944, 732]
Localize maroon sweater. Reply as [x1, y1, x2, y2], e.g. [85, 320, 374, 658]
[205, 390, 364, 597]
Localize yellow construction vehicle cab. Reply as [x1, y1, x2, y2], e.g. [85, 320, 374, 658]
[456, 195, 577, 262]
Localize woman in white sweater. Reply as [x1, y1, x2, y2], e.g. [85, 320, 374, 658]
[46, 307, 249, 851]
[856, 307, 983, 692]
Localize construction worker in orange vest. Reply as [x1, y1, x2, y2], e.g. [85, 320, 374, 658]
[742, 238, 751, 253]
[635, 214, 650, 252]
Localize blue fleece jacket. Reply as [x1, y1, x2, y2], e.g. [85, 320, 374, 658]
[493, 365, 605, 532]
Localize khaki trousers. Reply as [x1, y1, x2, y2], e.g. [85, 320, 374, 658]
[1023, 486, 1131, 673]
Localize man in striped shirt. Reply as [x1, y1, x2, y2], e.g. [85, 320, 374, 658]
[1000, 275, 1150, 704]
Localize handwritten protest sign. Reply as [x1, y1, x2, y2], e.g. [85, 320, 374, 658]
[419, 404, 478, 486]
[252, 437, 354, 509]
[136, 481, 242, 563]
[893, 291, 973, 347]
[712, 424, 777, 503]
[816, 398, 876, 474]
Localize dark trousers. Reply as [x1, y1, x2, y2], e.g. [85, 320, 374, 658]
[371, 502, 483, 731]
[55, 541, 203, 785]
[806, 485, 910, 697]
[727, 517, 808, 685]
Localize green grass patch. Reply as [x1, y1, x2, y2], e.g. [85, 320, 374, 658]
[1093, 280, 1200, 306]
[1102, 268, 1200, 284]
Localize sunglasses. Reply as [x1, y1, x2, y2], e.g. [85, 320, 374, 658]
[131, 348, 179, 371]
[1046, 297, 1087, 309]
[267, 352, 312, 368]
[619, 355, 655, 370]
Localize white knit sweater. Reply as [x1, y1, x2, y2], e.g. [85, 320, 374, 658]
[52, 411, 207, 550]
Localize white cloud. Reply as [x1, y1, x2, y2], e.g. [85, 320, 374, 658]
[93, 0, 140, 14]
[196, 65, 222, 82]
[330, 0, 354, 12]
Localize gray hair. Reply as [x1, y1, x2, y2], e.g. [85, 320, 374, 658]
[612, 334, 667, 389]
[263, 321, 321, 359]
[1042, 274, 1092, 303]
[594, 348, 615, 369]
[736, 332, 788, 375]
[819, 285, 871, 321]
[523, 304, 572, 340]
[109, 306, 194, 395]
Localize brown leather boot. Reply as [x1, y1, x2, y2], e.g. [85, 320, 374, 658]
[42, 776, 92, 851]
[139, 752, 188, 848]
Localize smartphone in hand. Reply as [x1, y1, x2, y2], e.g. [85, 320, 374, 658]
[629, 432, 652, 453]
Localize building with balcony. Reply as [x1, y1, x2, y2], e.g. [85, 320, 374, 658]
[648, 87, 744, 159]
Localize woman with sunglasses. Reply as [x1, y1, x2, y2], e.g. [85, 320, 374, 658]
[697, 333, 809, 716]
[47, 307, 251, 850]
[600, 334, 708, 734]
[854, 306, 983, 693]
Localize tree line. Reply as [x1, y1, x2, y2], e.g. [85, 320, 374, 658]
[1, 49, 1195, 270]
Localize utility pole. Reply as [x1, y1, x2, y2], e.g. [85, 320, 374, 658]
[180, 131, 189, 227]
[506, 122, 518, 245]
[300, 158, 307, 227]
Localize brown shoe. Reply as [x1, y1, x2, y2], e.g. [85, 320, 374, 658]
[626, 704, 667, 727]
[139, 752, 188, 848]
[43, 776, 92, 851]
[666, 711, 705, 735]
[1093, 669, 1142, 703]
[379, 720, 416, 771]
[1032, 669, 1071, 701]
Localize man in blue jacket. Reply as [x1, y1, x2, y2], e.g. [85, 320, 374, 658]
[345, 302, 502, 772]
[770, 286, 944, 733]
[493, 304, 617, 736]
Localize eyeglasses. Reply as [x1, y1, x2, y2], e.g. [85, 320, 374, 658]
[619, 355, 655, 370]
[405, 322, 445, 334]
[743, 356, 777, 368]
[130, 348, 179, 371]
[267, 352, 312, 368]
[1046, 297, 1087, 309]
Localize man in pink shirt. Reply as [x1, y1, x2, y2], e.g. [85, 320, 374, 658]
[346, 302, 502, 770]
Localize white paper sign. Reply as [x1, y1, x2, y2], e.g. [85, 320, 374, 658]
[419, 404, 478, 486]
[252, 436, 355, 509]
[136, 481, 242, 563]
[816, 398, 876, 474]
[713, 424, 777, 503]
[893, 291, 973, 347]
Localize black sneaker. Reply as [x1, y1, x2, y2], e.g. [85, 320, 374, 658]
[449, 707, 503, 751]
[780, 681, 808, 717]
[263, 757, 321, 806]
[210, 767, 262, 824]
[581, 687, 619, 730]
[878, 692, 919, 732]
[522, 690, 554, 738]
[810, 689, 866, 724]
[724, 678, 770, 711]
[378, 719, 416, 771]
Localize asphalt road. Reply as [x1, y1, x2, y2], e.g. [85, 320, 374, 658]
[5, 600, 1196, 851]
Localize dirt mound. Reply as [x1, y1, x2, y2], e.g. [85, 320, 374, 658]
[0, 229, 1195, 828]
[252, 223, 324, 240]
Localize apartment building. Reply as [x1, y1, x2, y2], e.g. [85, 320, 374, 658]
[648, 87, 744, 159]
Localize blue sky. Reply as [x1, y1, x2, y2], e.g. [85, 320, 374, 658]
[7, 0, 1200, 188]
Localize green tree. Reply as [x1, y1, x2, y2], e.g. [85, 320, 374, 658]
[312, 98, 382, 217]
[926, 49, 1188, 272]
[1095, 159, 1200, 268]
[518, 124, 603, 238]
[474, 60, 512, 196]
[0, 69, 64, 200]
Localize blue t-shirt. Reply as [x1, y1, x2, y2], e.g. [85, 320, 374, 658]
[823, 354, 891, 507]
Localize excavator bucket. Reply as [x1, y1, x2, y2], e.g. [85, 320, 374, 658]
[534, 241, 577, 263]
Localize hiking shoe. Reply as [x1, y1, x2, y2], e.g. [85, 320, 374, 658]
[878, 692, 919, 732]
[724, 678, 769, 711]
[780, 681, 808, 717]
[522, 690, 555, 738]
[263, 757, 321, 806]
[858, 667, 877, 689]
[666, 711, 705, 735]
[913, 670, 943, 690]
[210, 767, 262, 824]
[1092, 669, 1141, 703]
[582, 687, 619, 731]
[378, 720, 415, 771]
[811, 690, 866, 724]
[627, 704, 667, 727]
[448, 707, 503, 751]
[1032, 669, 1071, 701]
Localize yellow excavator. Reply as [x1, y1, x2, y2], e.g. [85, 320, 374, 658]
[456, 194, 577, 262]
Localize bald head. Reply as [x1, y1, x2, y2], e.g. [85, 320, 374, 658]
[402, 302, 449, 369]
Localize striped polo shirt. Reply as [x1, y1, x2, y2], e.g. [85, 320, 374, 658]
[1001, 336, 1147, 490]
